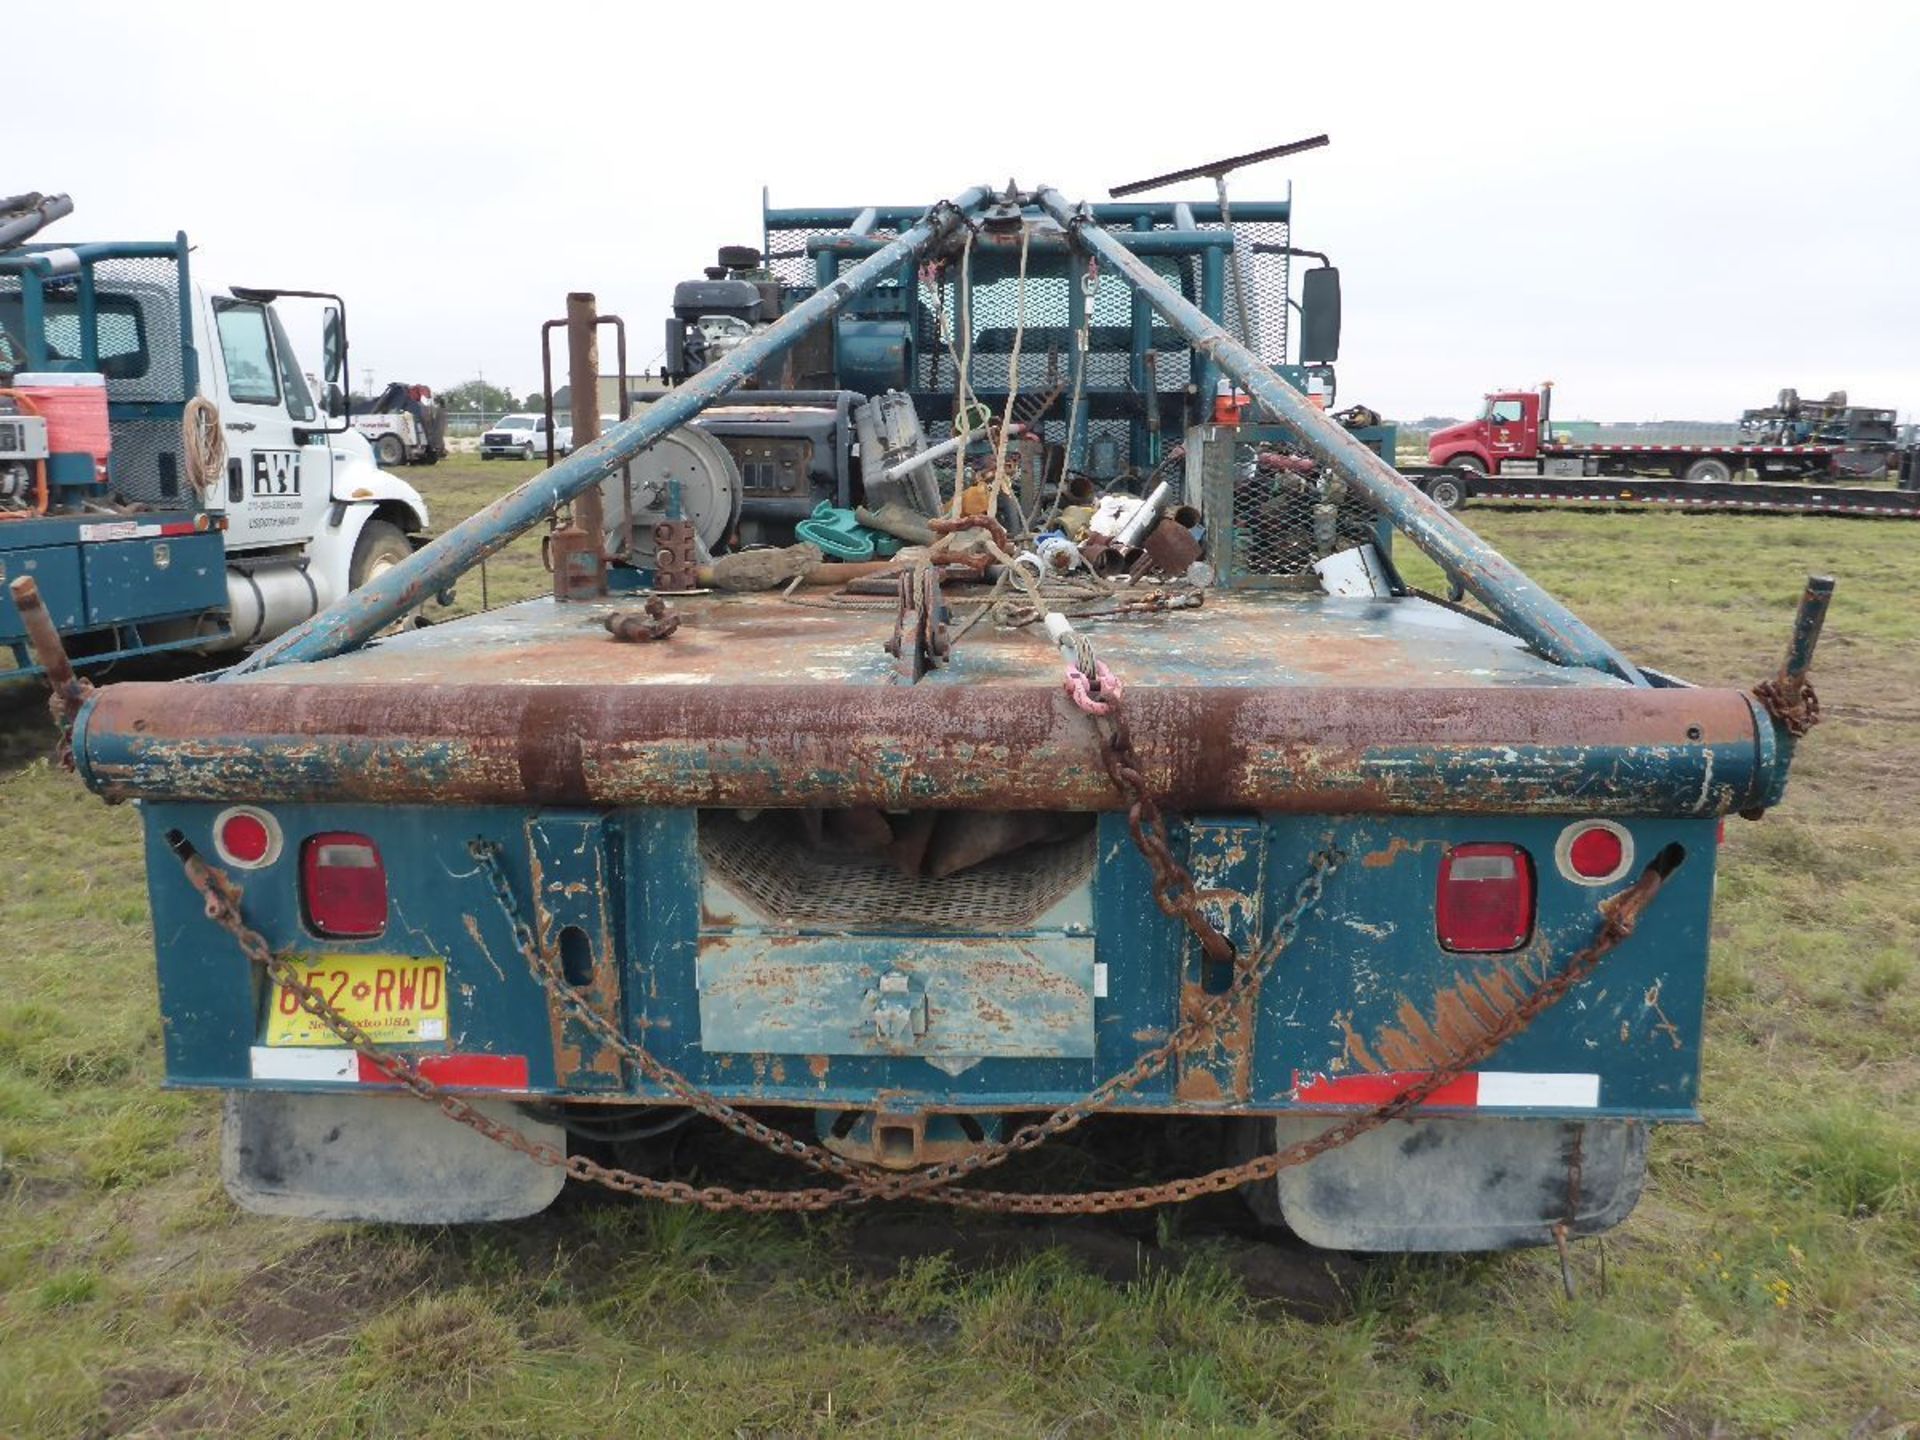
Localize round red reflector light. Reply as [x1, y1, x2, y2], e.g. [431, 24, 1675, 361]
[222, 814, 270, 862]
[1567, 827, 1623, 878]
[1555, 821, 1632, 885]
[213, 807, 281, 868]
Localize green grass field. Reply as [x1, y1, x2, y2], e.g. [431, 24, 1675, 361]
[2, 462, 1915, 1437]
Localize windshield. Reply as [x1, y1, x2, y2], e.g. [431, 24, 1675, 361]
[496, 415, 536, 431]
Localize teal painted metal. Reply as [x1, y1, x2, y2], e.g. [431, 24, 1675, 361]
[695, 936, 1098, 1059]
[135, 800, 1717, 1121]
[228, 186, 993, 674]
[0, 236, 197, 391]
[79, 531, 226, 627]
[1033, 187, 1642, 684]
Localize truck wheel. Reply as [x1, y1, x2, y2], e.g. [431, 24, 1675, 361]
[522, 442, 535, 460]
[349, 519, 412, 591]
[1684, 457, 1733, 484]
[1450, 455, 1487, 476]
[1425, 474, 1468, 511]
[375, 433, 408, 468]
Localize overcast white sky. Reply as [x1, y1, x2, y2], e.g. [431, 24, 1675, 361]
[33, 0, 1920, 422]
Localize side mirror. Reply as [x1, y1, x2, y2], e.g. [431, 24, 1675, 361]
[322, 306, 345, 387]
[325, 381, 347, 419]
[1300, 266, 1341, 364]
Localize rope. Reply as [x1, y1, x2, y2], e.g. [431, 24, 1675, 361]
[181, 396, 226, 492]
[949, 226, 977, 519]
[989, 223, 1030, 524]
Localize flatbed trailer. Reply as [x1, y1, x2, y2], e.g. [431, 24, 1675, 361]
[1417, 383, 1915, 515]
[1403, 464, 1920, 518]
[22, 179, 1834, 1254]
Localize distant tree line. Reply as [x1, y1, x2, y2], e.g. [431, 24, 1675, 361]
[436, 379, 548, 414]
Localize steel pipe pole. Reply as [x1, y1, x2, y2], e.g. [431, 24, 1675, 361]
[1034, 188, 1640, 683]
[233, 186, 991, 674]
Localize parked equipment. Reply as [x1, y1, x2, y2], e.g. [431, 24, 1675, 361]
[0, 199, 436, 680]
[42, 176, 1828, 1256]
[350, 383, 447, 467]
[1407, 381, 1919, 516]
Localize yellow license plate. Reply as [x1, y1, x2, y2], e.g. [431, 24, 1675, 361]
[266, 955, 447, 1047]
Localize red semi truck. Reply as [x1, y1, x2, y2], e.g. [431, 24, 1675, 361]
[1410, 383, 1916, 516]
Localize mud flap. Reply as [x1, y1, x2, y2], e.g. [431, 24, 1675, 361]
[222, 1091, 566, 1223]
[1241, 1115, 1647, 1252]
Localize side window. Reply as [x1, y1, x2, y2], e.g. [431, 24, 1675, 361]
[214, 301, 281, 406]
[1489, 399, 1525, 424]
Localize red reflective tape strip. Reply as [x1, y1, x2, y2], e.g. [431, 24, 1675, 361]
[1293, 1071, 1601, 1108]
[1293, 1072, 1481, 1106]
[357, 1052, 530, 1089]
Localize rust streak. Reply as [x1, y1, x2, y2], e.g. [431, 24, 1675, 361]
[1337, 1014, 1384, 1074]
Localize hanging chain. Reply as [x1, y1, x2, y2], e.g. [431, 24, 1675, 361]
[1054, 618, 1235, 964]
[467, 837, 1341, 1205]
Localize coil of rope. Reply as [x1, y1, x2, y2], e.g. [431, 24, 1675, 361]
[181, 396, 227, 495]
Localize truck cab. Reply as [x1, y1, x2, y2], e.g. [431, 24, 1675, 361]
[1427, 389, 1541, 473]
[0, 234, 433, 678]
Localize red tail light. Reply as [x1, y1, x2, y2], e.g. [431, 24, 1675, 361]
[302, 833, 388, 938]
[1436, 842, 1534, 952]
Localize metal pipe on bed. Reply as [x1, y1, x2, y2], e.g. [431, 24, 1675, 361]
[230, 186, 993, 675]
[1033, 188, 1641, 684]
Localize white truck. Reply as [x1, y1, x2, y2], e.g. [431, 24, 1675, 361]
[350, 382, 448, 468]
[479, 412, 571, 460]
[0, 222, 437, 680]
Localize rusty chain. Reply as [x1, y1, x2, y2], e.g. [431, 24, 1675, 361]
[168, 832, 842, 1212]
[929, 864, 1667, 1215]
[1753, 674, 1822, 738]
[178, 828, 1661, 1216]
[1070, 657, 1237, 965]
[469, 836, 1343, 1205]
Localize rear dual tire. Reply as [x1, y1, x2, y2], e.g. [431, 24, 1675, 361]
[1425, 474, 1469, 511]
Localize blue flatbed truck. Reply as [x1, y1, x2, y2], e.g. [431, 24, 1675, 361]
[0, 214, 434, 682]
[26, 181, 1831, 1251]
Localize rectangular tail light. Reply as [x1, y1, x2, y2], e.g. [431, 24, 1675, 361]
[302, 832, 388, 938]
[1436, 842, 1534, 953]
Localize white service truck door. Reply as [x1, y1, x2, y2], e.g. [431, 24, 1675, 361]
[207, 297, 334, 554]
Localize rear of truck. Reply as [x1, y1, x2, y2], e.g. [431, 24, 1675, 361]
[59, 183, 1827, 1251]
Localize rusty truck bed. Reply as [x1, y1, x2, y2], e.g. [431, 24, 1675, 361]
[76, 590, 1776, 817]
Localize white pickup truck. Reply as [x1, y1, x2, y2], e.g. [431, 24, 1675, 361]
[479, 412, 571, 460]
